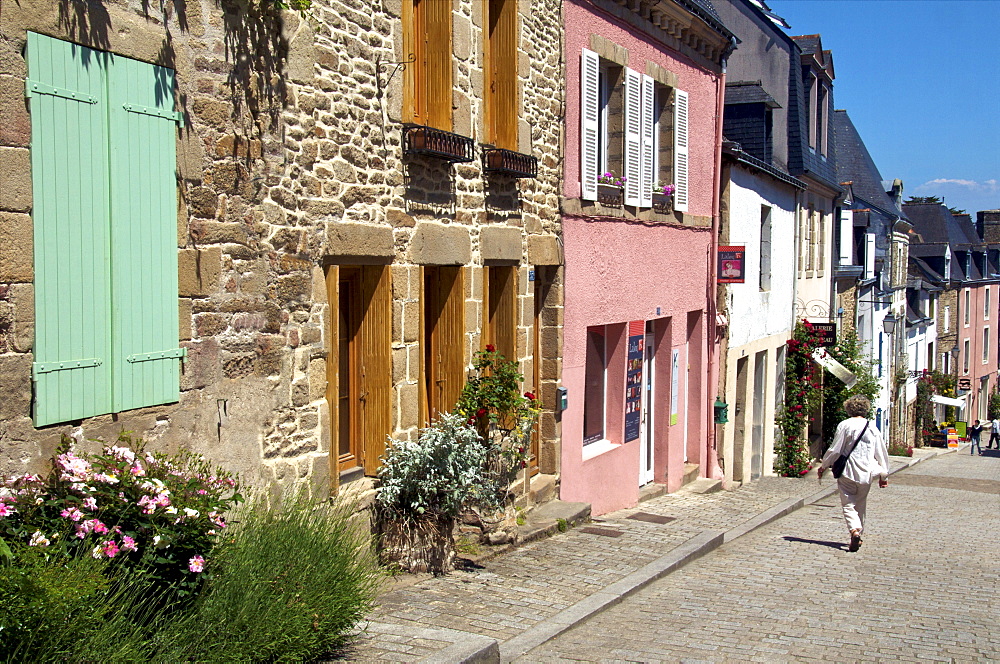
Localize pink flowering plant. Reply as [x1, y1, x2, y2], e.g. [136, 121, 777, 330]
[0, 432, 241, 597]
[597, 171, 627, 188]
[655, 182, 676, 196]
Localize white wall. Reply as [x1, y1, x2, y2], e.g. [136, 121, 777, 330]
[727, 167, 797, 348]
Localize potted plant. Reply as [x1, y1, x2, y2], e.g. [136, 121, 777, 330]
[597, 172, 626, 206]
[652, 182, 675, 212]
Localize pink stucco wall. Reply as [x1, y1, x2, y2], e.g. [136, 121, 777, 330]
[960, 285, 998, 418]
[559, 1, 723, 515]
[560, 217, 714, 514]
[563, 0, 721, 218]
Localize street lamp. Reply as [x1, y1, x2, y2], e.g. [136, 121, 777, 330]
[950, 346, 961, 360]
[882, 314, 898, 335]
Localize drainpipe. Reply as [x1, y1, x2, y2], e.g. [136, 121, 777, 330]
[706, 43, 732, 481]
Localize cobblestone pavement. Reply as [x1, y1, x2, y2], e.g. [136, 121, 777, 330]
[520, 450, 1000, 662]
[338, 454, 925, 661]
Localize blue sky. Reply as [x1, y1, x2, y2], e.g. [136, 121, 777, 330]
[772, 0, 1000, 215]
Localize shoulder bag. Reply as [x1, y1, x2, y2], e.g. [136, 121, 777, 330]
[831, 421, 870, 479]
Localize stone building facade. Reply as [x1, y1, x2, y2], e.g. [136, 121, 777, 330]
[0, 0, 564, 500]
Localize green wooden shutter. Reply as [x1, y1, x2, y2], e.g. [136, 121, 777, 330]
[28, 33, 113, 426]
[106, 54, 183, 413]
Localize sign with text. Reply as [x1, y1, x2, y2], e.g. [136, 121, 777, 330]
[624, 322, 644, 442]
[809, 321, 837, 347]
[717, 245, 745, 283]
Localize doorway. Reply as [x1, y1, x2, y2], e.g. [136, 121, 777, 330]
[639, 326, 656, 486]
[751, 350, 767, 480]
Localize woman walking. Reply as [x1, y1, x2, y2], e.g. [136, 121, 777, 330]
[817, 395, 890, 552]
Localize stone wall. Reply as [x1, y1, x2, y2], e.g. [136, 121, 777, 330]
[0, 0, 564, 497]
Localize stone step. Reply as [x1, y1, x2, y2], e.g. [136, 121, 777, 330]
[638, 481, 667, 503]
[683, 477, 723, 494]
[683, 462, 700, 486]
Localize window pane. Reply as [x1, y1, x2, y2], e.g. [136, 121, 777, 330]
[583, 327, 606, 444]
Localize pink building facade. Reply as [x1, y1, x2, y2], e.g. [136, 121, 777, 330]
[559, 0, 734, 514]
[957, 283, 998, 422]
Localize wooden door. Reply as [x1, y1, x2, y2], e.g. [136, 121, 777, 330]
[423, 266, 465, 420]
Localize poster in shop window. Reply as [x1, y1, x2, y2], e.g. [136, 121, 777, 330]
[717, 245, 746, 283]
[624, 327, 644, 443]
[670, 348, 680, 426]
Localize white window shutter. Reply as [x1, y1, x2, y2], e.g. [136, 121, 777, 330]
[640, 75, 655, 208]
[673, 89, 689, 212]
[624, 68, 642, 207]
[580, 49, 600, 201]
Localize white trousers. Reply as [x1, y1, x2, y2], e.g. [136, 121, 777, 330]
[837, 476, 872, 535]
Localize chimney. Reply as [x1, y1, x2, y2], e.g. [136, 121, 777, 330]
[977, 210, 1000, 242]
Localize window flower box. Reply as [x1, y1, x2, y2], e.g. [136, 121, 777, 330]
[651, 192, 673, 213]
[597, 183, 624, 207]
[483, 147, 538, 178]
[403, 124, 475, 163]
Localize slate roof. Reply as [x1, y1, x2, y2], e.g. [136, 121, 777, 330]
[726, 81, 781, 107]
[832, 110, 903, 219]
[904, 204, 970, 245]
[910, 255, 945, 283]
[676, 0, 736, 40]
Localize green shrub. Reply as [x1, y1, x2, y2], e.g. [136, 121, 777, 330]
[0, 545, 110, 661]
[0, 433, 242, 601]
[152, 490, 383, 662]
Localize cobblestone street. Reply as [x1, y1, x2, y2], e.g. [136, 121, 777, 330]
[520, 450, 1000, 662]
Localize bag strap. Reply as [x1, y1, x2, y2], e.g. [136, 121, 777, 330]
[843, 421, 870, 461]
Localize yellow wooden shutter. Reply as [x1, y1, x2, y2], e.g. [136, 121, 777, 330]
[488, 0, 518, 149]
[359, 266, 393, 474]
[488, 266, 517, 361]
[425, 0, 452, 129]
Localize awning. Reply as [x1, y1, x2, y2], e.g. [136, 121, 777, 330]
[930, 394, 966, 408]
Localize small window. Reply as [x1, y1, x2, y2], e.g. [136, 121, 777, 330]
[965, 289, 971, 326]
[583, 326, 608, 445]
[986, 286, 991, 320]
[944, 305, 950, 332]
[760, 205, 772, 291]
[984, 328, 990, 364]
[964, 339, 971, 373]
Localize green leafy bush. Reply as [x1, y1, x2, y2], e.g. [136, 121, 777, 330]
[151, 491, 382, 662]
[0, 433, 241, 600]
[0, 546, 110, 661]
[376, 412, 496, 523]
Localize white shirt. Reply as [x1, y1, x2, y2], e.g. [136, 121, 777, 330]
[992, 419, 1000, 433]
[819, 417, 890, 484]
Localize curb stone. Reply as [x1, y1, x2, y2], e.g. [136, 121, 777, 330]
[401, 448, 954, 663]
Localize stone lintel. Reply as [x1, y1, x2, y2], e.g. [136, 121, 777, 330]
[325, 221, 395, 263]
[589, 35, 628, 67]
[646, 62, 678, 89]
[527, 234, 562, 266]
[409, 223, 472, 266]
[480, 226, 523, 264]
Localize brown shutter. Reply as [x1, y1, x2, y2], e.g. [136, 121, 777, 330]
[359, 266, 392, 474]
[425, 0, 453, 129]
[488, 266, 517, 362]
[424, 266, 465, 420]
[488, 0, 518, 148]
[438, 267, 465, 415]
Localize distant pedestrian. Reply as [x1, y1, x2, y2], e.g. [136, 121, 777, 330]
[989, 417, 1000, 449]
[969, 420, 983, 455]
[817, 395, 890, 552]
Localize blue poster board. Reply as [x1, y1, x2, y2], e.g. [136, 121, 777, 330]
[625, 333, 643, 442]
